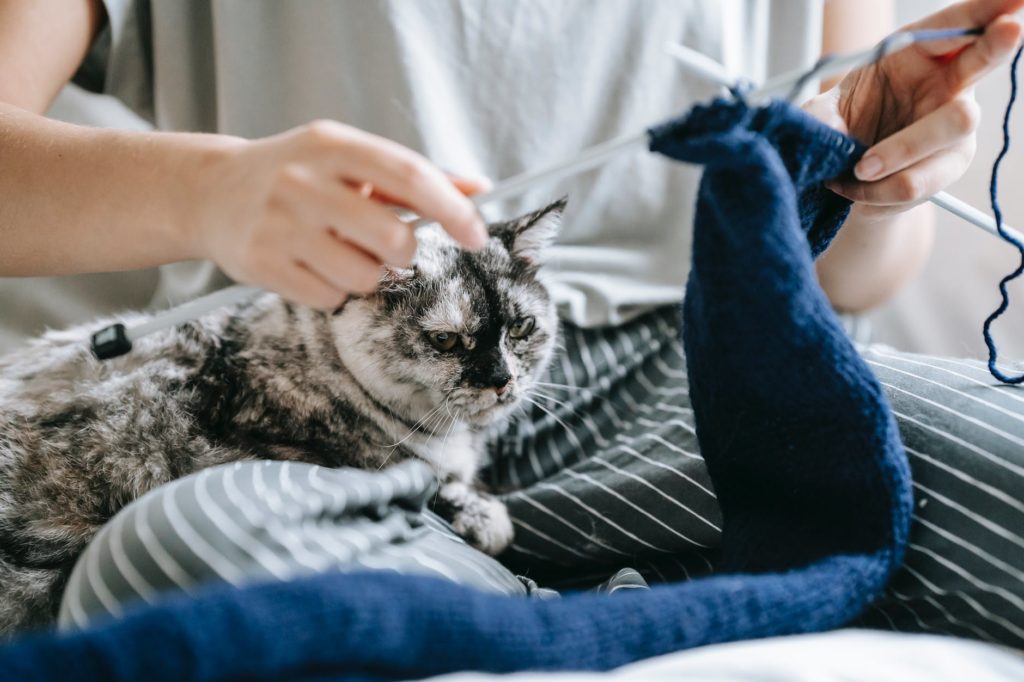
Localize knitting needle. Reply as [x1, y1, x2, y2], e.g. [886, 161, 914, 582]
[90, 284, 263, 359]
[664, 39, 1024, 242]
[930, 191, 1024, 244]
[666, 33, 917, 103]
[755, 32, 918, 101]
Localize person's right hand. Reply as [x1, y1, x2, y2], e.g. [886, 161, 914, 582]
[185, 120, 490, 310]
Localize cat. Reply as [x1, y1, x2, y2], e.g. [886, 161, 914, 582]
[0, 198, 565, 636]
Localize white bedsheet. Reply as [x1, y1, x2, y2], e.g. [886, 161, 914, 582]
[429, 630, 1024, 681]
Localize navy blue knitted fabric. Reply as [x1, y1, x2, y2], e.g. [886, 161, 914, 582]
[649, 99, 911, 575]
[0, 100, 913, 682]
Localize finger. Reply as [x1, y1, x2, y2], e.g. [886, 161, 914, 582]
[342, 180, 377, 199]
[360, 169, 491, 206]
[853, 95, 979, 181]
[298, 230, 385, 295]
[271, 261, 349, 311]
[284, 171, 418, 266]
[904, 0, 1024, 56]
[829, 142, 974, 206]
[293, 121, 488, 249]
[447, 174, 493, 197]
[947, 14, 1024, 90]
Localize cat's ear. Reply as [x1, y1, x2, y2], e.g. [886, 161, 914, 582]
[494, 196, 566, 265]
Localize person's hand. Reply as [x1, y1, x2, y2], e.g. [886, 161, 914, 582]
[802, 0, 1024, 219]
[185, 120, 490, 309]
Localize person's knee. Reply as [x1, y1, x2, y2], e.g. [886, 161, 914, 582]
[57, 462, 277, 630]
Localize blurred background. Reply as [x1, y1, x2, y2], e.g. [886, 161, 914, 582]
[37, 1, 1024, 360]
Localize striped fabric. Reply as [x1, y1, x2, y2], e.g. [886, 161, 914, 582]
[59, 305, 1024, 650]
[490, 305, 1024, 647]
[57, 461, 531, 630]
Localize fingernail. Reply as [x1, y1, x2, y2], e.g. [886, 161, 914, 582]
[855, 155, 883, 181]
[473, 176, 494, 192]
[467, 218, 488, 250]
[824, 180, 848, 198]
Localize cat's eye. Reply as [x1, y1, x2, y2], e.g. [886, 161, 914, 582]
[427, 331, 460, 352]
[509, 316, 535, 339]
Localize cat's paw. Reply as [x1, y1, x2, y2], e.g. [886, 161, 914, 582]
[450, 494, 514, 556]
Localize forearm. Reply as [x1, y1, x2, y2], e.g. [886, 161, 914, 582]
[0, 103, 238, 276]
[816, 202, 934, 313]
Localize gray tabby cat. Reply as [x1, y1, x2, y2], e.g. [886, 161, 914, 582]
[0, 199, 564, 635]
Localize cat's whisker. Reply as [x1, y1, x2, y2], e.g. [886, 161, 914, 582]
[376, 450, 395, 471]
[421, 402, 454, 438]
[441, 409, 459, 452]
[430, 398, 454, 442]
[533, 381, 586, 392]
[378, 400, 452, 469]
[430, 408, 461, 508]
[505, 400, 531, 427]
[520, 395, 575, 438]
[533, 380, 621, 408]
[528, 389, 580, 416]
[530, 387, 571, 404]
[381, 401, 447, 450]
[401, 403, 447, 441]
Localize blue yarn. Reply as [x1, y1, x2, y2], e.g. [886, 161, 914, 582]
[982, 42, 1024, 384]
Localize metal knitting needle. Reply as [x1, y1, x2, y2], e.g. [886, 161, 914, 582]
[755, 32, 918, 101]
[90, 284, 263, 359]
[405, 131, 647, 228]
[665, 38, 1024, 242]
[666, 33, 917, 102]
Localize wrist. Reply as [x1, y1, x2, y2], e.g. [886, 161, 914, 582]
[818, 203, 934, 311]
[846, 201, 896, 228]
[152, 131, 250, 263]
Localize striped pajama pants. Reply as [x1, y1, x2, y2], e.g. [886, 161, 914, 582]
[59, 306, 1024, 650]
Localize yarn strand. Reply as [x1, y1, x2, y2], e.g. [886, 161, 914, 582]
[982, 42, 1024, 384]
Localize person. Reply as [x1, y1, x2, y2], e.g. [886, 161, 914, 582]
[2, 0, 1024, 663]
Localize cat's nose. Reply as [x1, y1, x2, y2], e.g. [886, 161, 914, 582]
[492, 373, 511, 395]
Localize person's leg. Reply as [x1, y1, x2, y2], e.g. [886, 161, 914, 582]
[489, 305, 720, 587]
[492, 306, 1024, 647]
[59, 459, 525, 631]
[854, 346, 1024, 647]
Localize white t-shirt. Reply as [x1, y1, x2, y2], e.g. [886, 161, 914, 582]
[0, 0, 823, 351]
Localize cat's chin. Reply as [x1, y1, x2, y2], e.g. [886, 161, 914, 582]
[461, 398, 519, 427]
[445, 386, 520, 426]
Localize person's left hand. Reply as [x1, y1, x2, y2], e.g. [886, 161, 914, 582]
[803, 0, 1024, 219]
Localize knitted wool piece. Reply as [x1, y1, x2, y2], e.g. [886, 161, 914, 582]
[0, 100, 913, 682]
[649, 99, 911, 575]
